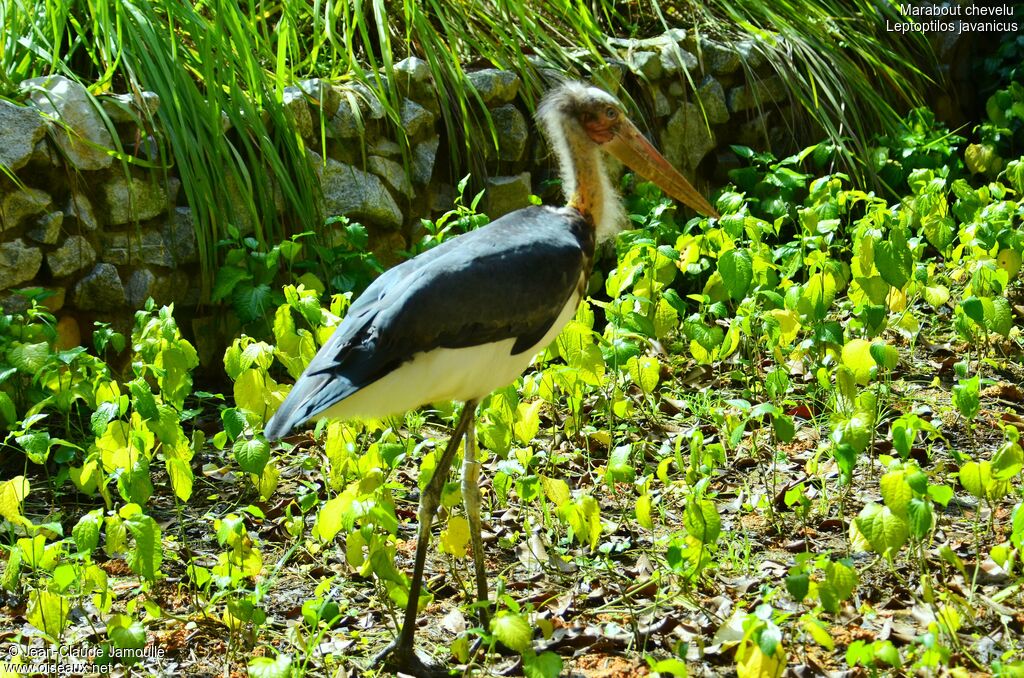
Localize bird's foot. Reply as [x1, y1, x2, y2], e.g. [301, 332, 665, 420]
[368, 640, 451, 677]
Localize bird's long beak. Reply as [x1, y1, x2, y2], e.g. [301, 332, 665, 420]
[604, 119, 719, 218]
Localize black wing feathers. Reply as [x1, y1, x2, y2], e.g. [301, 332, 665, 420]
[265, 206, 591, 439]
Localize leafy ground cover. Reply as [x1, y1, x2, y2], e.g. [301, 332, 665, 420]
[3, 95, 1024, 677]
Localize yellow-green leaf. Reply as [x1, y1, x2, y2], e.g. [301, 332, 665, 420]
[26, 590, 71, 640]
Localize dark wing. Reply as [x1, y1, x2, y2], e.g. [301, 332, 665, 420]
[264, 206, 590, 439]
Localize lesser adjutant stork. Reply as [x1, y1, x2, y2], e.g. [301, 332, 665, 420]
[265, 81, 718, 674]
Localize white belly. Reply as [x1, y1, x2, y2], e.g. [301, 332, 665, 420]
[316, 291, 580, 422]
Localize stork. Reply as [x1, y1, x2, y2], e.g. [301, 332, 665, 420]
[264, 81, 718, 674]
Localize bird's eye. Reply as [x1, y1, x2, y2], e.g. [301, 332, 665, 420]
[605, 107, 618, 119]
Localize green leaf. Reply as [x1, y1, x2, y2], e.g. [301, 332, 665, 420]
[212, 266, 252, 302]
[125, 512, 162, 581]
[17, 431, 52, 465]
[91, 401, 120, 437]
[606, 445, 635, 485]
[513, 400, 543, 444]
[786, 573, 809, 601]
[626, 355, 660, 395]
[869, 342, 899, 370]
[222, 408, 248, 441]
[907, 498, 933, 539]
[772, 414, 795, 443]
[248, 654, 293, 678]
[833, 443, 857, 483]
[233, 283, 274, 324]
[797, 274, 837, 322]
[987, 296, 1013, 337]
[960, 460, 1009, 500]
[107, 613, 146, 652]
[27, 590, 71, 640]
[927, 483, 954, 506]
[166, 458, 194, 502]
[491, 612, 533, 653]
[992, 441, 1024, 480]
[1012, 502, 1024, 550]
[648, 658, 690, 677]
[233, 436, 270, 475]
[952, 376, 980, 421]
[73, 512, 101, 554]
[683, 319, 724, 352]
[718, 248, 753, 301]
[524, 652, 564, 678]
[961, 296, 985, 326]
[314, 491, 356, 543]
[841, 339, 875, 385]
[540, 476, 570, 508]
[684, 499, 720, 544]
[922, 214, 954, 251]
[855, 503, 908, 556]
[875, 233, 912, 289]
[825, 559, 858, 600]
[636, 493, 654, 530]
[880, 471, 912, 517]
[8, 342, 49, 374]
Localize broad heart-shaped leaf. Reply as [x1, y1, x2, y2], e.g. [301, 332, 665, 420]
[166, 458, 194, 502]
[856, 276, 890, 306]
[1012, 502, 1024, 550]
[922, 213, 955, 251]
[870, 341, 899, 370]
[513, 400, 543, 444]
[27, 590, 71, 640]
[233, 436, 270, 475]
[875, 232, 912, 289]
[960, 296, 985, 326]
[523, 652, 564, 678]
[960, 460, 1010, 501]
[125, 512, 163, 581]
[683, 319, 724, 352]
[439, 515, 470, 558]
[797, 273, 837, 322]
[718, 248, 753, 301]
[825, 559, 858, 600]
[992, 441, 1024, 481]
[785, 573, 809, 601]
[986, 296, 1013, 337]
[248, 654, 293, 678]
[557, 495, 602, 549]
[491, 612, 533, 653]
[540, 476, 570, 508]
[0, 476, 29, 522]
[855, 503, 908, 556]
[72, 511, 101, 554]
[880, 470, 912, 517]
[737, 644, 786, 678]
[952, 376, 980, 421]
[841, 339, 875, 385]
[626, 355, 660, 395]
[684, 499, 721, 544]
[8, 341, 49, 374]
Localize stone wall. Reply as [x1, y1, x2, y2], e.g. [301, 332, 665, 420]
[0, 29, 795, 355]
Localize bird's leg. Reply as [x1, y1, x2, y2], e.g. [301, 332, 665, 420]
[371, 400, 478, 676]
[461, 416, 490, 630]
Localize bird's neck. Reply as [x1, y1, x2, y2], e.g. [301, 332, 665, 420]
[558, 133, 623, 242]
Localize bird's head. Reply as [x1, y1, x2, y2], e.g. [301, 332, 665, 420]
[538, 81, 719, 218]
